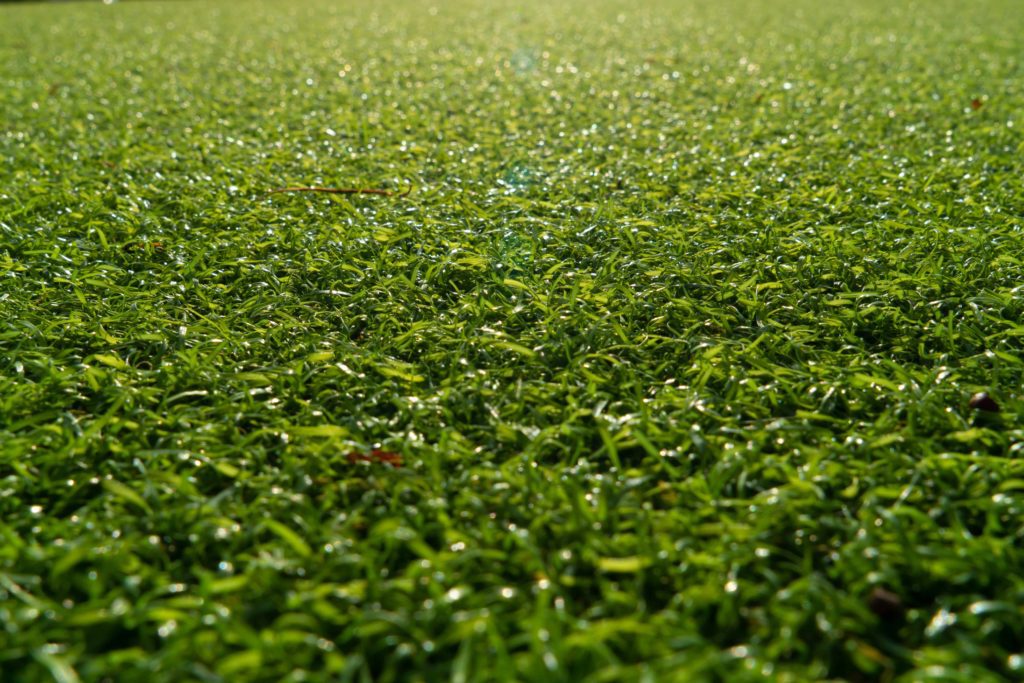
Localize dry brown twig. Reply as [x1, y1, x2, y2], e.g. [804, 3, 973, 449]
[265, 184, 412, 198]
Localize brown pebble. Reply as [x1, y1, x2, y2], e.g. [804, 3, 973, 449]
[867, 587, 904, 619]
[969, 392, 1000, 413]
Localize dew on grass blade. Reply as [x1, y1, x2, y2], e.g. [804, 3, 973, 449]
[925, 608, 957, 637]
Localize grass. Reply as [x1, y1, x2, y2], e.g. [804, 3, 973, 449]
[1, 0, 1023, 680]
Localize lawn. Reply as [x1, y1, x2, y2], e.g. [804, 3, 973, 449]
[2, 0, 1024, 680]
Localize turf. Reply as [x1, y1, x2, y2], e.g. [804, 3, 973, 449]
[2, 0, 1024, 680]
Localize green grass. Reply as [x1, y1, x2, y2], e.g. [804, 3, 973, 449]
[2, 0, 1024, 680]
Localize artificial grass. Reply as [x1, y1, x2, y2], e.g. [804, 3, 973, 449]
[1, 0, 1023, 680]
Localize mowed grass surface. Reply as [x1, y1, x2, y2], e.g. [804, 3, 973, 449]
[2, 0, 1024, 680]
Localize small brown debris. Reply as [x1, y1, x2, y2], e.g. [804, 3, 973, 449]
[122, 241, 165, 253]
[970, 98, 984, 111]
[968, 392, 999, 412]
[265, 184, 411, 198]
[867, 586, 904, 619]
[346, 450, 403, 467]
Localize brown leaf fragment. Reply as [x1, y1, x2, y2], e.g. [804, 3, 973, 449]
[867, 587, 904, 620]
[968, 392, 999, 412]
[346, 450, 403, 467]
